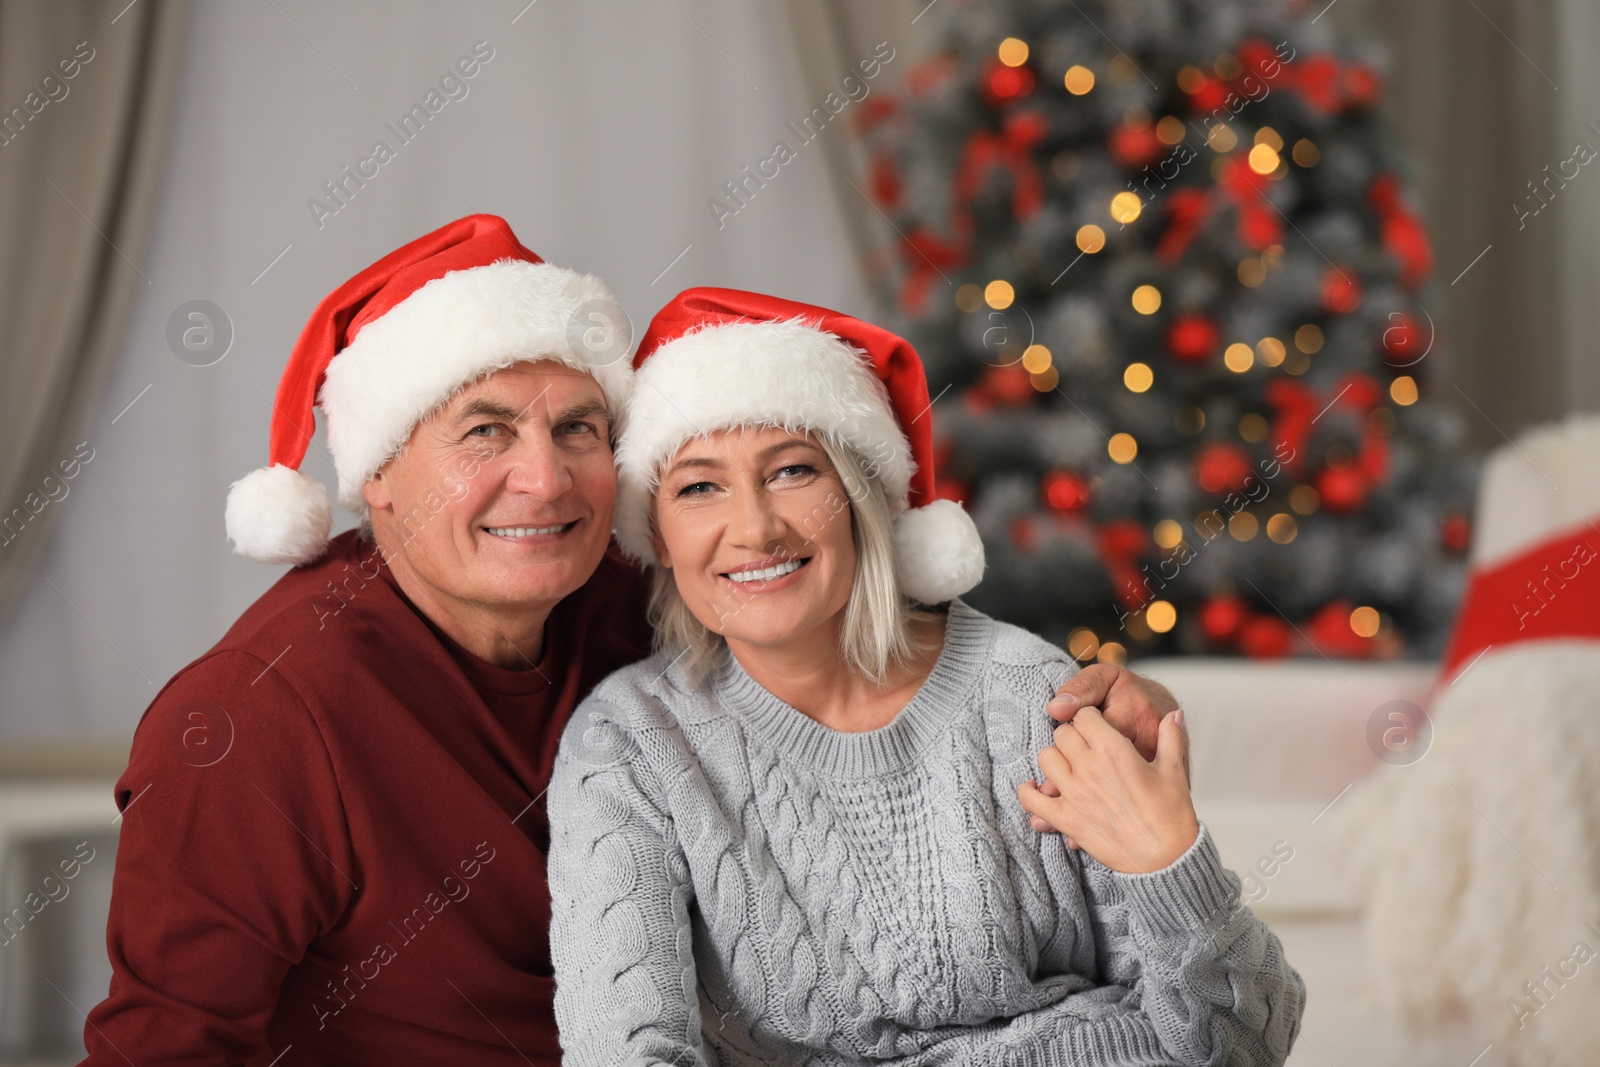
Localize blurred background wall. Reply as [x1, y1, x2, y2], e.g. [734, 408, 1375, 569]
[0, 0, 885, 744]
[3, 0, 1597, 746]
[0, 0, 1597, 1062]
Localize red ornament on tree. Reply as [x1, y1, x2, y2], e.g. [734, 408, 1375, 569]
[1306, 600, 1375, 658]
[1002, 110, 1049, 146]
[905, 55, 959, 96]
[1184, 73, 1228, 114]
[1343, 64, 1382, 109]
[982, 60, 1035, 105]
[1217, 157, 1282, 249]
[1341, 372, 1385, 411]
[870, 153, 903, 211]
[1381, 312, 1420, 364]
[854, 96, 898, 133]
[1236, 39, 1281, 79]
[1194, 442, 1255, 494]
[1109, 123, 1165, 169]
[1199, 594, 1251, 645]
[978, 363, 1035, 406]
[1097, 519, 1151, 611]
[1442, 513, 1472, 553]
[1042, 470, 1091, 512]
[1315, 464, 1369, 513]
[1369, 175, 1434, 290]
[1238, 206, 1283, 251]
[1238, 615, 1293, 658]
[1292, 54, 1344, 115]
[895, 225, 968, 315]
[1156, 187, 1212, 264]
[1166, 312, 1220, 365]
[1320, 268, 1362, 314]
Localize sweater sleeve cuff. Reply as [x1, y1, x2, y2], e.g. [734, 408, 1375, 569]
[1112, 822, 1239, 937]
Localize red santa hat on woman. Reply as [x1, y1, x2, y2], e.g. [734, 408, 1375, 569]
[226, 213, 631, 565]
[615, 287, 984, 605]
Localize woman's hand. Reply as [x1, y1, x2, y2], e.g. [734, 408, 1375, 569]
[1017, 706, 1198, 874]
[1037, 665, 1185, 843]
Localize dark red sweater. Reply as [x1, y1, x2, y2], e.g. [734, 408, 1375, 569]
[82, 530, 651, 1065]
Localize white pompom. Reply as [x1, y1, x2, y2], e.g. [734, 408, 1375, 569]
[893, 498, 986, 605]
[225, 464, 332, 565]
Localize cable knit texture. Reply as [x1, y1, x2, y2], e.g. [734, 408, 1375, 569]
[549, 601, 1304, 1066]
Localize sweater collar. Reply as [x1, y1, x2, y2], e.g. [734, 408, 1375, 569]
[715, 600, 992, 779]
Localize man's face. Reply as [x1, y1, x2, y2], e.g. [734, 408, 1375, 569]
[363, 360, 616, 620]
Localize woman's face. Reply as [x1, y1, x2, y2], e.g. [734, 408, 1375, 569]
[652, 426, 856, 654]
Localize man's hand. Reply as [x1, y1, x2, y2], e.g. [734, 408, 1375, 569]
[1032, 665, 1186, 840]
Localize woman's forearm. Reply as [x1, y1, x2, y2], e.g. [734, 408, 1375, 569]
[1080, 823, 1306, 1067]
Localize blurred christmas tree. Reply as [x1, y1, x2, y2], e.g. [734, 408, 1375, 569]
[862, 0, 1478, 662]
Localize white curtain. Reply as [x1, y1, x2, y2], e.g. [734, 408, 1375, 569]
[0, 0, 872, 741]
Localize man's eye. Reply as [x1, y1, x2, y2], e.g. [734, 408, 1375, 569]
[558, 420, 597, 436]
[467, 424, 504, 438]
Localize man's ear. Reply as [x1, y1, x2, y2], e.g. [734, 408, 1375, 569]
[362, 469, 392, 512]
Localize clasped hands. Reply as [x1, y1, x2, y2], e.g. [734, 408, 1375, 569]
[1019, 664, 1199, 875]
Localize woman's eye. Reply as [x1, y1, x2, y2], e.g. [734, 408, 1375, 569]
[675, 481, 715, 497]
[773, 464, 816, 481]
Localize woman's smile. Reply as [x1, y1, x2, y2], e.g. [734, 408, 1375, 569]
[720, 554, 813, 589]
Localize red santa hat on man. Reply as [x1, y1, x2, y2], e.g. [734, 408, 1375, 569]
[226, 213, 631, 565]
[614, 287, 985, 605]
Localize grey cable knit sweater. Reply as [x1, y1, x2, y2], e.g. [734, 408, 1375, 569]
[548, 601, 1305, 1066]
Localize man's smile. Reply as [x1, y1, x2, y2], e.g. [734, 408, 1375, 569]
[483, 520, 580, 539]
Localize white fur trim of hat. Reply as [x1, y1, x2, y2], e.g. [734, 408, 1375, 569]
[613, 317, 984, 604]
[317, 259, 631, 511]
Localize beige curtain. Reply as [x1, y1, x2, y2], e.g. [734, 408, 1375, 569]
[781, 0, 930, 312]
[1328, 0, 1597, 447]
[0, 0, 185, 623]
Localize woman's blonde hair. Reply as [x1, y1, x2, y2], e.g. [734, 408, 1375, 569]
[646, 429, 926, 685]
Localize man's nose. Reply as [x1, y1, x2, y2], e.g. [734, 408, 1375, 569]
[503, 433, 575, 500]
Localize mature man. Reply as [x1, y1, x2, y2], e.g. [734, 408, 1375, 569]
[82, 215, 1178, 1064]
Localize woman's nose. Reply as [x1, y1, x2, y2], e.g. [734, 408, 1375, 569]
[728, 479, 786, 549]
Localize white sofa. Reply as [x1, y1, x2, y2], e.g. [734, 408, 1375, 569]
[1138, 413, 1600, 1067]
[1137, 658, 1501, 1066]
[0, 767, 120, 1060]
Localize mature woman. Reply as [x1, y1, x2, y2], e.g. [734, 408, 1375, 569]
[547, 288, 1305, 1066]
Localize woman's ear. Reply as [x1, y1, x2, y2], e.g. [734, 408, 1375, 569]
[649, 505, 672, 569]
